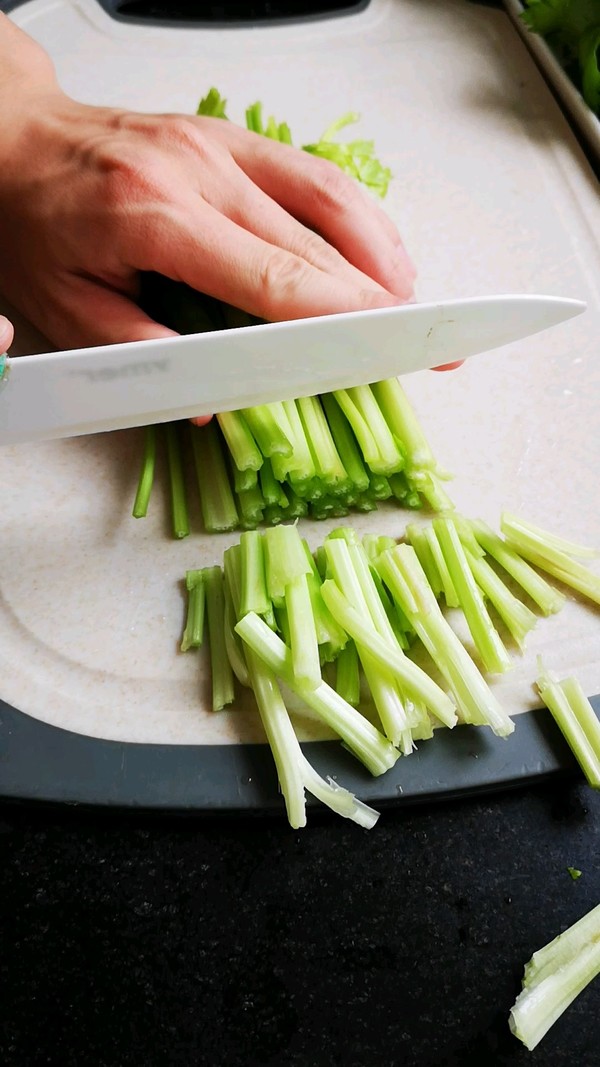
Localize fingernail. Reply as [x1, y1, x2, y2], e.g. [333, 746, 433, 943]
[0, 313, 11, 339]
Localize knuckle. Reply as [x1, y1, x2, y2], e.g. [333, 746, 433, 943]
[258, 249, 309, 316]
[310, 159, 360, 215]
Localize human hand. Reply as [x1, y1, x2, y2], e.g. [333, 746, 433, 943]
[0, 314, 14, 354]
[0, 84, 416, 353]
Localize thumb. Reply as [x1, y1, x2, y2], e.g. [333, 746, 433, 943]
[0, 314, 14, 352]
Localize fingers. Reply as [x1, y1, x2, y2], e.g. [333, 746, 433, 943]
[146, 198, 402, 324]
[432, 361, 464, 372]
[43, 277, 178, 350]
[201, 158, 397, 299]
[215, 126, 416, 300]
[0, 313, 14, 351]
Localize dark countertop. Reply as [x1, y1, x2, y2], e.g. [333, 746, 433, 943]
[1, 778, 598, 1067]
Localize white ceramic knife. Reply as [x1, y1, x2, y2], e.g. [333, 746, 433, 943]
[0, 293, 586, 446]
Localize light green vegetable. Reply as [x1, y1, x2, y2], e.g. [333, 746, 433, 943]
[509, 901, 600, 1050]
[536, 659, 600, 788]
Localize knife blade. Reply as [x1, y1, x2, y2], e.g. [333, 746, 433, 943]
[0, 293, 585, 446]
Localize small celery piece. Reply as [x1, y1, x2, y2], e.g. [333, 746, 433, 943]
[333, 388, 385, 473]
[165, 424, 190, 539]
[241, 403, 293, 459]
[501, 513, 600, 607]
[567, 867, 582, 880]
[265, 525, 320, 689]
[302, 112, 392, 199]
[371, 378, 441, 472]
[197, 87, 229, 118]
[321, 578, 457, 731]
[335, 641, 360, 707]
[433, 517, 511, 674]
[216, 411, 262, 472]
[470, 519, 565, 616]
[232, 464, 258, 494]
[239, 531, 270, 618]
[406, 523, 443, 599]
[203, 566, 235, 711]
[377, 546, 514, 737]
[302, 541, 348, 656]
[324, 537, 413, 747]
[300, 755, 379, 828]
[235, 613, 398, 776]
[423, 525, 459, 607]
[259, 458, 289, 509]
[237, 483, 265, 529]
[464, 548, 537, 650]
[245, 646, 307, 828]
[368, 473, 392, 500]
[501, 512, 598, 560]
[191, 422, 239, 533]
[536, 661, 600, 789]
[409, 469, 454, 512]
[297, 395, 350, 491]
[275, 400, 316, 483]
[132, 426, 157, 519]
[320, 393, 370, 494]
[181, 570, 206, 652]
[346, 385, 403, 475]
[223, 580, 250, 687]
[509, 902, 600, 1051]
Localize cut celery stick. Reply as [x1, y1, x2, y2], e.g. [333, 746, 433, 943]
[181, 570, 205, 652]
[278, 399, 317, 482]
[165, 424, 190, 539]
[132, 425, 157, 519]
[368, 472, 392, 500]
[333, 387, 382, 471]
[371, 378, 440, 472]
[235, 613, 399, 776]
[409, 469, 454, 512]
[424, 525, 459, 608]
[509, 904, 600, 1051]
[259, 458, 289, 509]
[470, 519, 565, 615]
[377, 546, 513, 736]
[433, 517, 511, 674]
[239, 531, 270, 618]
[335, 641, 360, 706]
[241, 403, 293, 458]
[320, 393, 370, 494]
[501, 520, 600, 607]
[297, 395, 350, 490]
[237, 483, 265, 529]
[536, 662, 600, 789]
[286, 573, 322, 690]
[203, 566, 235, 711]
[223, 581, 250, 687]
[345, 384, 403, 475]
[406, 523, 443, 599]
[216, 410, 263, 471]
[321, 578, 457, 729]
[264, 524, 311, 604]
[302, 541, 348, 655]
[501, 512, 598, 560]
[232, 464, 258, 494]
[245, 647, 306, 828]
[464, 548, 537, 650]
[300, 755, 379, 828]
[191, 422, 239, 533]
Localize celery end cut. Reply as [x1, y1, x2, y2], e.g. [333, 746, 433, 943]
[536, 659, 600, 788]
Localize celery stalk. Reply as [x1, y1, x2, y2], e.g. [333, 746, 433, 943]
[501, 512, 598, 560]
[464, 548, 537, 650]
[501, 516, 600, 607]
[216, 410, 262, 471]
[335, 640, 361, 706]
[321, 579, 457, 729]
[345, 384, 403, 475]
[377, 546, 513, 736]
[406, 523, 443, 599]
[203, 566, 235, 711]
[424, 526, 459, 608]
[191, 422, 239, 533]
[241, 403, 293, 458]
[286, 573, 322, 690]
[470, 520, 565, 615]
[433, 517, 511, 674]
[536, 662, 600, 788]
[509, 903, 600, 1051]
[297, 395, 350, 491]
[165, 424, 190, 539]
[371, 378, 440, 472]
[132, 426, 157, 519]
[235, 613, 399, 776]
[239, 531, 271, 618]
[320, 393, 370, 494]
[300, 755, 379, 828]
[181, 570, 205, 652]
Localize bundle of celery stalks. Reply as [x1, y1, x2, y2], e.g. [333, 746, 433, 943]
[132, 90, 600, 1049]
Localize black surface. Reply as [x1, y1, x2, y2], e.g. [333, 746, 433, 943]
[1, 779, 599, 1066]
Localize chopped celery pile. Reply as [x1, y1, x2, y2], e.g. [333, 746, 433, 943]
[179, 511, 600, 828]
[510, 901, 600, 1050]
[132, 88, 451, 535]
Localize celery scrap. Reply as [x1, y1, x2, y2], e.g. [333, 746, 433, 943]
[509, 902, 600, 1050]
[132, 426, 157, 519]
[536, 660, 600, 788]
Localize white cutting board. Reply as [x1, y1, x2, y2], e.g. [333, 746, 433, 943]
[1, 0, 599, 747]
